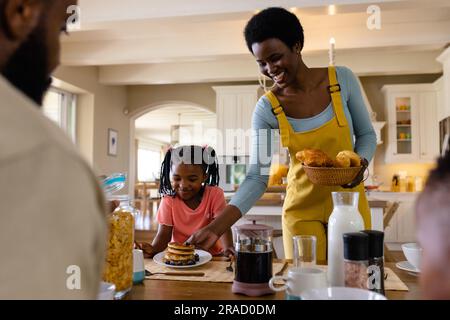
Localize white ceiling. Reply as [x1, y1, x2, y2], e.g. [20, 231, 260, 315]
[62, 0, 450, 84]
[135, 104, 216, 143]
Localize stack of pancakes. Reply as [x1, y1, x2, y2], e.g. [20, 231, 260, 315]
[163, 242, 199, 266]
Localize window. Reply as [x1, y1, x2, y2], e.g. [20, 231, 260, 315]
[137, 140, 162, 182]
[42, 88, 77, 143]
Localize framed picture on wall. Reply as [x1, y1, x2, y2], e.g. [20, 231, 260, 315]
[108, 128, 118, 156]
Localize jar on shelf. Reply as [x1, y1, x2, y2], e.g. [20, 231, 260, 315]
[102, 194, 135, 299]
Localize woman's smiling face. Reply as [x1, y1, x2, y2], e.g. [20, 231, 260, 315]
[252, 38, 300, 89]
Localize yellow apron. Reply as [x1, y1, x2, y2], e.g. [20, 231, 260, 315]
[265, 66, 371, 261]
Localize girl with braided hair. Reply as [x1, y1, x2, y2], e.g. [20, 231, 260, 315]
[137, 145, 234, 258]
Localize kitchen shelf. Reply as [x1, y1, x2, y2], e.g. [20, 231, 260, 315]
[396, 110, 411, 113]
[396, 125, 411, 127]
[397, 139, 412, 142]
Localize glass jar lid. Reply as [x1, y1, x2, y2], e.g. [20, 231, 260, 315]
[102, 173, 126, 195]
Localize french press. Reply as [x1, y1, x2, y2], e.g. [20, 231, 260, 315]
[231, 220, 274, 296]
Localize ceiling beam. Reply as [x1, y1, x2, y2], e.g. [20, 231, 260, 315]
[99, 48, 443, 85]
[77, 0, 404, 27]
[61, 18, 450, 66]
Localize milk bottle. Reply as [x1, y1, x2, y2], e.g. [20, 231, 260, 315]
[327, 192, 364, 286]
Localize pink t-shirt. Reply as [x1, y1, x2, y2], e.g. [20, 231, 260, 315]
[156, 186, 227, 256]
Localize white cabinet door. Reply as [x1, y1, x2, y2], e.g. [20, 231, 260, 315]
[236, 92, 257, 156]
[383, 200, 417, 244]
[216, 93, 238, 155]
[385, 92, 420, 163]
[434, 77, 445, 121]
[214, 85, 259, 156]
[383, 84, 439, 164]
[396, 200, 417, 243]
[384, 213, 398, 243]
[419, 91, 439, 161]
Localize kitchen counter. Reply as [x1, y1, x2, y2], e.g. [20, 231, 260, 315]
[366, 190, 420, 202]
[226, 192, 391, 209]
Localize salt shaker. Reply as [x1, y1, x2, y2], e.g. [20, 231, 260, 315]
[362, 230, 385, 295]
[343, 232, 369, 289]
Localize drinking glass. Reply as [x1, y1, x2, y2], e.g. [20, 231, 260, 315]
[293, 235, 317, 267]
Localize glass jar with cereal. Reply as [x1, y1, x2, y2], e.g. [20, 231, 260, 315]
[102, 195, 135, 299]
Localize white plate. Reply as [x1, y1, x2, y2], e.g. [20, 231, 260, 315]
[301, 287, 387, 300]
[153, 249, 212, 269]
[396, 261, 420, 273]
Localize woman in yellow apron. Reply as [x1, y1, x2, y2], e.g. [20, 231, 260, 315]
[187, 8, 375, 260]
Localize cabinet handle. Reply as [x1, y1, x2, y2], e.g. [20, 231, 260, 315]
[421, 152, 426, 156]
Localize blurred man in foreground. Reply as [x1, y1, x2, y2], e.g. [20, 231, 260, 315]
[0, 0, 107, 299]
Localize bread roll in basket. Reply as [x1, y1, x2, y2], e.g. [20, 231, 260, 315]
[296, 149, 364, 186]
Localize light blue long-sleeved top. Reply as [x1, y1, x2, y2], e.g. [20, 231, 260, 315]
[229, 66, 377, 215]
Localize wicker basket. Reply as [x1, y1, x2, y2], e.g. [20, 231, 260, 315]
[303, 165, 362, 186]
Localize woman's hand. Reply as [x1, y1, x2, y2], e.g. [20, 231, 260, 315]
[341, 157, 369, 189]
[135, 241, 155, 258]
[185, 226, 220, 251]
[187, 205, 242, 250]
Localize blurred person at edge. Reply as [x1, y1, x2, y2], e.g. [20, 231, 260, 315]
[0, 0, 108, 299]
[415, 150, 450, 300]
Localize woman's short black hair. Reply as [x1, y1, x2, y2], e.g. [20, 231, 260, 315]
[244, 7, 304, 54]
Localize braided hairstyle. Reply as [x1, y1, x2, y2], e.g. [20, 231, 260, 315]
[158, 145, 220, 197]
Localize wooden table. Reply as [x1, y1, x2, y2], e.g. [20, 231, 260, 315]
[127, 261, 421, 300]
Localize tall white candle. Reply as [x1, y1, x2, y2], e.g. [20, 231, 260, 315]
[329, 37, 336, 66]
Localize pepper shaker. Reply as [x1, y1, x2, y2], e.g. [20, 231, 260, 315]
[362, 230, 385, 295]
[343, 232, 369, 289]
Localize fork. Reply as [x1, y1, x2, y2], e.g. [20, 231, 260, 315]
[225, 255, 235, 272]
[226, 258, 234, 272]
[275, 262, 289, 276]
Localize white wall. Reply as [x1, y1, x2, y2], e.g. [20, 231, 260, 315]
[53, 66, 129, 178]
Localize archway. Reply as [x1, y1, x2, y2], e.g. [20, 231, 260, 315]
[128, 101, 215, 195]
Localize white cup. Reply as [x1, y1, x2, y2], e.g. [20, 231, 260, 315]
[269, 267, 328, 300]
[401, 243, 422, 270]
[133, 249, 145, 284]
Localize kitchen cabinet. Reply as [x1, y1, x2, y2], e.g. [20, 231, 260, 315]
[213, 85, 260, 156]
[384, 200, 417, 244]
[382, 84, 439, 163]
[434, 77, 446, 122]
[367, 191, 418, 244]
[437, 48, 450, 121]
